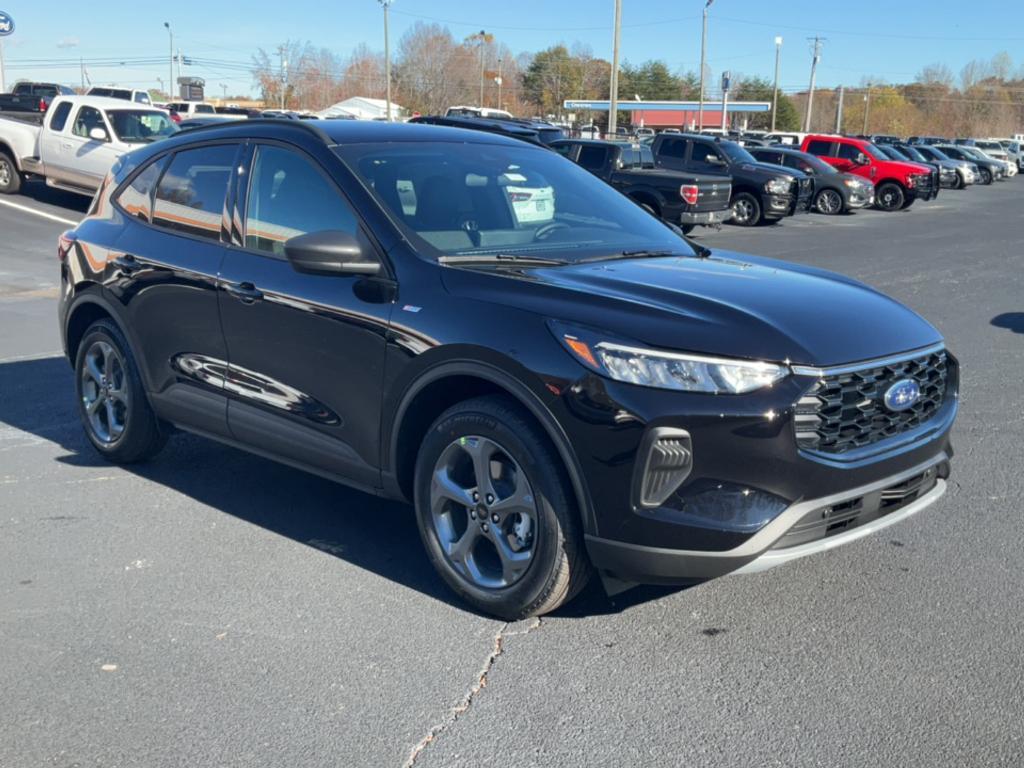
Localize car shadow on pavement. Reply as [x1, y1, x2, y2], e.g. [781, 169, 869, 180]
[16, 179, 92, 215]
[991, 313, 1024, 334]
[0, 355, 682, 617]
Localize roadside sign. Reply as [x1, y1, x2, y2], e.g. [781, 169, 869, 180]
[0, 11, 13, 36]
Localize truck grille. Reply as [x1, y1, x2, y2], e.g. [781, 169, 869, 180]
[795, 349, 949, 454]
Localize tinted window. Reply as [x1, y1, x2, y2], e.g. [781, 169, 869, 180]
[72, 107, 106, 139]
[576, 145, 609, 171]
[244, 145, 358, 257]
[837, 143, 864, 161]
[134, 92, 152, 104]
[108, 110, 177, 143]
[551, 143, 574, 158]
[754, 150, 782, 165]
[690, 142, 726, 170]
[195, 104, 215, 114]
[153, 144, 237, 240]
[48, 101, 72, 132]
[115, 156, 168, 223]
[640, 146, 654, 168]
[805, 140, 834, 156]
[658, 138, 687, 159]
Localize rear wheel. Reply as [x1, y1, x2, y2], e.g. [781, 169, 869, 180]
[0, 151, 21, 195]
[814, 188, 844, 215]
[875, 182, 905, 211]
[730, 192, 761, 226]
[74, 319, 166, 463]
[414, 395, 590, 619]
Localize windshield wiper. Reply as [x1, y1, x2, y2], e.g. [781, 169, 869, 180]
[578, 245, 710, 264]
[438, 253, 569, 267]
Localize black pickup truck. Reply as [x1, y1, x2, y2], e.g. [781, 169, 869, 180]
[550, 139, 732, 233]
[650, 133, 814, 226]
[0, 82, 76, 117]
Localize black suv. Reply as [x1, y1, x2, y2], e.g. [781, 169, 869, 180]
[58, 120, 957, 618]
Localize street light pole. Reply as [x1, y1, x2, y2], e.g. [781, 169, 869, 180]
[163, 22, 172, 99]
[698, 0, 714, 131]
[477, 30, 487, 107]
[608, 0, 622, 135]
[379, 0, 393, 122]
[771, 36, 782, 131]
[862, 83, 871, 135]
[497, 57, 503, 110]
[803, 36, 824, 132]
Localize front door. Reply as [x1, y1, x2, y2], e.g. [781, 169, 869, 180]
[59, 105, 121, 189]
[218, 142, 394, 489]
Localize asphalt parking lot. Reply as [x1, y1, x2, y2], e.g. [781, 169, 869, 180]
[2, 180, 1023, 768]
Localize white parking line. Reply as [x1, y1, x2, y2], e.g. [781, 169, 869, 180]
[0, 197, 79, 227]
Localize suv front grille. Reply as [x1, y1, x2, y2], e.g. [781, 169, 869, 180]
[795, 349, 948, 454]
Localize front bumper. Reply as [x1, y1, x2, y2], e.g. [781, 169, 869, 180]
[846, 186, 874, 208]
[587, 454, 949, 583]
[680, 207, 734, 226]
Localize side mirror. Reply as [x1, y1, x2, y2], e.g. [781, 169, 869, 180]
[89, 126, 109, 142]
[855, 152, 870, 165]
[284, 230, 381, 276]
[706, 154, 726, 166]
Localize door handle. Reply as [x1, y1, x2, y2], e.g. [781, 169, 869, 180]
[224, 281, 263, 304]
[112, 254, 142, 275]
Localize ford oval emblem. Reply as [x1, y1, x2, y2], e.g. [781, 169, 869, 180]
[0, 11, 13, 36]
[883, 379, 921, 412]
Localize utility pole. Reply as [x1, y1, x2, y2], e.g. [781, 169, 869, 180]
[834, 85, 844, 133]
[608, 0, 622, 135]
[277, 45, 287, 110]
[163, 22, 173, 99]
[720, 71, 730, 132]
[81, 57, 87, 92]
[176, 48, 182, 93]
[477, 30, 487, 106]
[698, 0, 714, 131]
[862, 84, 872, 135]
[380, 0, 393, 121]
[221, 83, 228, 103]
[497, 58, 503, 110]
[771, 36, 782, 131]
[803, 36, 824, 132]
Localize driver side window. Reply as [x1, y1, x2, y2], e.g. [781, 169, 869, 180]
[837, 143, 863, 162]
[72, 107, 105, 139]
[690, 142, 726, 172]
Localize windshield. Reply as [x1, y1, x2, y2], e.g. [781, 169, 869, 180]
[865, 143, 891, 161]
[718, 141, 757, 164]
[334, 141, 696, 262]
[976, 141, 1002, 151]
[961, 147, 991, 161]
[107, 110, 178, 143]
[899, 145, 928, 162]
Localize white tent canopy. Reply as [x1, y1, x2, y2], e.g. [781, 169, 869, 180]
[317, 96, 405, 120]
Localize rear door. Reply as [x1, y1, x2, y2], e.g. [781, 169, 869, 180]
[218, 141, 393, 488]
[111, 142, 241, 437]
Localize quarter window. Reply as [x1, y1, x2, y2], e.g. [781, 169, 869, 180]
[49, 101, 72, 132]
[72, 107, 106, 139]
[115, 157, 168, 223]
[244, 145, 358, 256]
[153, 144, 237, 240]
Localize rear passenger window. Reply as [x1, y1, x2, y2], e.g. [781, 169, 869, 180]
[49, 102, 72, 132]
[115, 157, 168, 223]
[806, 140, 833, 156]
[244, 145, 358, 256]
[153, 144, 237, 240]
[658, 138, 687, 159]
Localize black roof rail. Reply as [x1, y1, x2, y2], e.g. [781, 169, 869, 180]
[167, 117, 333, 145]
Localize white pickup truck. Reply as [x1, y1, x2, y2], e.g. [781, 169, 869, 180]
[0, 95, 177, 196]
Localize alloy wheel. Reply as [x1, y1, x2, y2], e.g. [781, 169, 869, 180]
[816, 189, 843, 214]
[0, 159, 11, 188]
[80, 340, 129, 444]
[732, 198, 755, 224]
[429, 435, 537, 590]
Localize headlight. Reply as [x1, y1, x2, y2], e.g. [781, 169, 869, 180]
[764, 177, 792, 195]
[556, 332, 787, 394]
[842, 178, 860, 188]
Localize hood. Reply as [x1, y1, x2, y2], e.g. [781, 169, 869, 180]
[734, 160, 805, 179]
[839, 172, 873, 187]
[444, 252, 942, 368]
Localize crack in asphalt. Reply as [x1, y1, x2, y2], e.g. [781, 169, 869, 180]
[402, 617, 542, 767]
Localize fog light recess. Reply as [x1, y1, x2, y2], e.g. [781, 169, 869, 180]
[635, 428, 693, 508]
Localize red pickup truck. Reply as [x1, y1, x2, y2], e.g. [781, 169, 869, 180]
[800, 134, 939, 211]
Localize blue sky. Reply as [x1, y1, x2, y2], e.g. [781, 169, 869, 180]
[2, 0, 1022, 97]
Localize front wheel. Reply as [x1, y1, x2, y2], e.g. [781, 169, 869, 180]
[875, 182, 905, 211]
[75, 319, 167, 463]
[414, 395, 590, 619]
[814, 188, 844, 215]
[0, 151, 21, 195]
[680, 224, 695, 235]
[729, 192, 761, 226]
[978, 167, 992, 185]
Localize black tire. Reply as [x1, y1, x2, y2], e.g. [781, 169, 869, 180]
[814, 188, 844, 215]
[414, 395, 591, 619]
[979, 167, 992, 185]
[0, 151, 21, 195]
[729, 192, 761, 226]
[680, 224, 695, 235]
[635, 199, 660, 218]
[954, 172, 966, 190]
[74, 319, 167, 463]
[875, 182, 905, 212]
